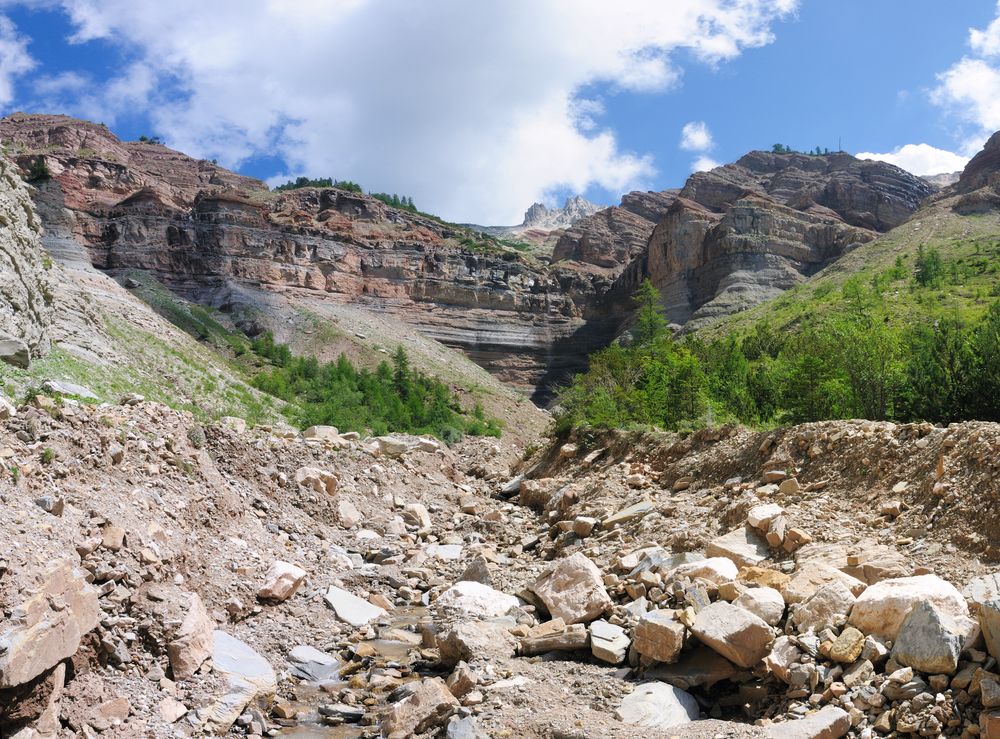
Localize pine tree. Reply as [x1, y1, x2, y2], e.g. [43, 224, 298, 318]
[632, 279, 668, 346]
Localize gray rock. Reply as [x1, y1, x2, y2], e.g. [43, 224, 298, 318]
[964, 572, 1000, 609]
[0, 335, 29, 368]
[647, 646, 746, 690]
[982, 599, 1000, 661]
[204, 631, 276, 733]
[323, 586, 386, 627]
[764, 705, 850, 738]
[446, 716, 488, 739]
[891, 601, 966, 674]
[41, 380, 97, 400]
[614, 682, 699, 729]
[287, 645, 340, 682]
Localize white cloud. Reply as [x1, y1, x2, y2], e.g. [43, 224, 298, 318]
[680, 121, 714, 151]
[6, 0, 795, 223]
[930, 5, 1000, 156]
[0, 15, 34, 106]
[692, 155, 721, 172]
[971, 3, 1000, 57]
[855, 143, 969, 176]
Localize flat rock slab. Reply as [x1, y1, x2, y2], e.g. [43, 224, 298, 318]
[324, 586, 386, 627]
[287, 645, 340, 682]
[205, 631, 276, 733]
[603, 500, 655, 528]
[764, 706, 850, 738]
[647, 646, 747, 690]
[615, 682, 699, 729]
[706, 526, 770, 569]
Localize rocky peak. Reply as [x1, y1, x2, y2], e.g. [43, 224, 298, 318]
[520, 195, 601, 230]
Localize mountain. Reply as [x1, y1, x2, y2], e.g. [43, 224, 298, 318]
[701, 133, 1000, 343]
[613, 150, 935, 331]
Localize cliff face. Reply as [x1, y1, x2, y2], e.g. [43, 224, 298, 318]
[0, 114, 614, 398]
[552, 190, 677, 272]
[615, 151, 935, 330]
[0, 154, 54, 367]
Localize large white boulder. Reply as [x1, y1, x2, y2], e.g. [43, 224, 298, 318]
[434, 581, 519, 620]
[849, 574, 968, 640]
[532, 552, 611, 625]
[615, 682, 699, 729]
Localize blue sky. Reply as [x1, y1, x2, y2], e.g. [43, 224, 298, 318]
[0, 1, 997, 223]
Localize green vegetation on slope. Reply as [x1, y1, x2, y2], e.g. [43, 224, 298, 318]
[556, 273, 1000, 433]
[249, 333, 500, 441]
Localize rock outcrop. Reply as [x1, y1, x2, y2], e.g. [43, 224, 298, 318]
[613, 151, 934, 330]
[552, 190, 677, 271]
[0, 113, 614, 398]
[0, 153, 54, 366]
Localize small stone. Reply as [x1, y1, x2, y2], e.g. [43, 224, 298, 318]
[257, 561, 307, 602]
[589, 620, 630, 665]
[829, 627, 865, 664]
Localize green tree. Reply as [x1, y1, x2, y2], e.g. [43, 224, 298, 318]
[632, 279, 667, 346]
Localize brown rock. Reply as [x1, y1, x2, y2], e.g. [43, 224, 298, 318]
[532, 552, 611, 624]
[167, 592, 214, 680]
[382, 677, 458, 738]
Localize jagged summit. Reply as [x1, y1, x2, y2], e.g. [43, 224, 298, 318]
[519, 195, 601, 230]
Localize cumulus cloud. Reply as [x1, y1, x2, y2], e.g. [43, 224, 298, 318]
[680, 121, 714, 151]
[3, 0, 796, 223]
[0, 15, 34, 106]
[692, 155, 721, 172]
[931, 4, 1000, 155]
[855, 143, 969, 176]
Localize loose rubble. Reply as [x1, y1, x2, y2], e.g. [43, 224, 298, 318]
[9, 399, 1000, 736]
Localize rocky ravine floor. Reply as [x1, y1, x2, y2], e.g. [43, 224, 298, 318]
[6, 396, 1000, 738]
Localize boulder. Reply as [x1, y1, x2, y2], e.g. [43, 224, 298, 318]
[782, 561, 866, 605]
[382, 677, 458, 738]
[434, 581, 519, 619]
[302, 425, 342, 443]
[167, 592, 215, 681]
[791, 581, 856, 634]
[668, 557, 739, 585]
[589, 620, 630, 665]
[437, 621, 517, 667]
[734, 587, 785, 626]
[0, 560, 99, 688]
[633, 610, 685, 664]
[335, 498, 362, 528]
[203, 631, 276, 733]
[324, 586, 386, 627]
[981, 600, 1000, 661]
[257, 561, 307, 602]
[706, 526, 770, 568]
[647, 646, 746, 690]
[849, 575, 968, 640]
[532, 552, 611, 624]
[614, 682, 699, 729]
[891, 601, 969, 674]
[691, 602, 774, 668]
[376, 436, 411, 458]
[0, 335, 29, 368]
[966, 573, 1000, 611]
[764, 706, 850, 738]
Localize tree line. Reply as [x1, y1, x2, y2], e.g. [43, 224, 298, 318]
[555, 276, 1000, 433]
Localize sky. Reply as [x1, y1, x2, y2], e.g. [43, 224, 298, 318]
[0, 1, 996, 225]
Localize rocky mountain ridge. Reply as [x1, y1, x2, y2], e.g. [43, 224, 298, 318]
[0, 113, 940, 399]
